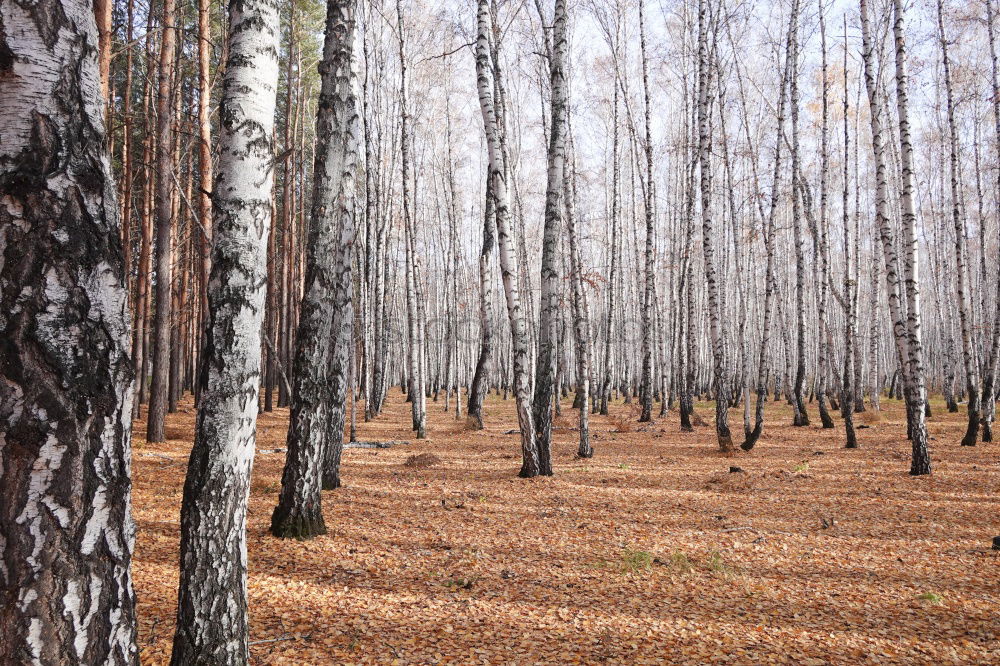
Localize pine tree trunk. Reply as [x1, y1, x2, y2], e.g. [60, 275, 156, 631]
[195, 0, 214, 407]
[147, 0, 178, 443]
[170, 0, 280, 658]
[0, 0, 138, 659]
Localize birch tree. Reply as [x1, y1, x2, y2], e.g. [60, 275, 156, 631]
[696, 0, 733, 451]
[476, 0, 539, 476]
[272, 0, 360, 539]
[638, 0, 656, 423]
[0, 0, 138, 659]
[532, 0, 569, 476]
[936, 0, 980, 447]
[171, 0, 280, 659]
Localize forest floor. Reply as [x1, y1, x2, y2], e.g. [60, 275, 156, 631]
[131, 390, 1000, 665]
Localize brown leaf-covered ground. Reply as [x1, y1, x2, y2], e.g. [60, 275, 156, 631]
[132, 391, 1000, 664]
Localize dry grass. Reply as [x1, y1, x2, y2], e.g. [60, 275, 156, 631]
[403, 452, 441, 468]
[131, 393, 1000, 664]
[859, 408, 885, 424]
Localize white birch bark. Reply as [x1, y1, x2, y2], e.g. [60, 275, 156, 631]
[890, 0, 931, 472]
[696, 0, 733, 450]
[0, 0, 138, 660]
[171, 0, 280, 660]
[475, 0, 538, 476]
[935, 0, 980, 447]
[531, 0, 569, 476]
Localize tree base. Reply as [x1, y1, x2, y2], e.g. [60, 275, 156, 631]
[270, 509, 327, 540]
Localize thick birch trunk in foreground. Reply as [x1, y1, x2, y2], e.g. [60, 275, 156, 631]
[170, 0, 280, 659]
[476, 0, 539, 476]
[0, 0, 138, 660]
[272, 0, 360, 538]
[532, 0, 569, 477]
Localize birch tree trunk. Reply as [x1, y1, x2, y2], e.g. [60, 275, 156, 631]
[272, 0, 360, 539]
[320, 1, 362, 489]
[398, 0, 426, 439]
[936, 0, 980, 447]
[696, 0, 733, 451]
[475, 0, 538, 476]
[742, 7, 792, 451]
[170, 0, 280, 659]
[0, 0, 138, 659]
[601, 70, 621, 417]
[531, 0, 568, 476]
[565, 134, 592, 458]
[841, 24, 858, 449]
[788, 0, 810, 427]
[638, 0, 656, 423]
[467, 180, 496, 430]
[890, 0, 931, 473]
[860, 0, 914, 438]
[983, 0, 1000, 443]
[815, 2, 835, 430]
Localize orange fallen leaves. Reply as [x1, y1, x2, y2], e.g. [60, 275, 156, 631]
[131, 393, 1000, 664]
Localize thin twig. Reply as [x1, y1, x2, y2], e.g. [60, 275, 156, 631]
[249, 633, 310, 646]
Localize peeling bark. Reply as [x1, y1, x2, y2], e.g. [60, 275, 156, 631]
[0, 0, 138, 660]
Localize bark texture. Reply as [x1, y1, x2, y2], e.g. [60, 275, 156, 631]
[476, 0, 539, 476]
[272, 0, 360, 538]
[170, 0, 280, 660]
[531, 0, 568, 477]
[0, 0, 138, 660]
[147, 0, 177, 443]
